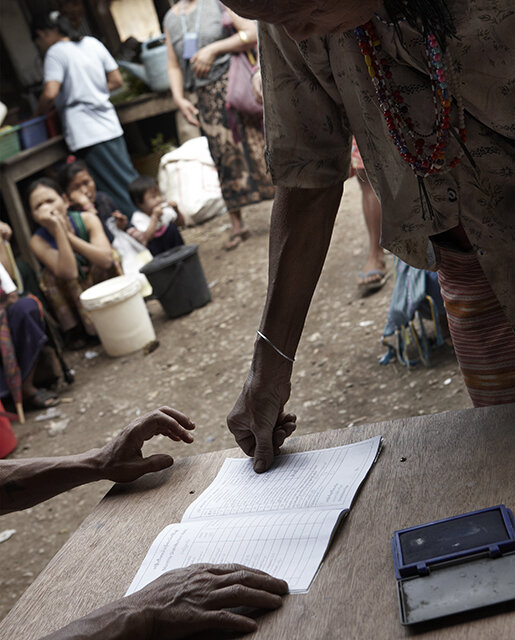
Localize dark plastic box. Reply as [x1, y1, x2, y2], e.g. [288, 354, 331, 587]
[18, 115, 48, 150]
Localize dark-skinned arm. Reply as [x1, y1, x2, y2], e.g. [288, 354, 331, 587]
[227, 183, 343, 472]
[0, 407, 195, 515]
[39, 564, 287, 640]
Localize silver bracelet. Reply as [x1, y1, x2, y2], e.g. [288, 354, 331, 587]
[256, 330, 295, 363]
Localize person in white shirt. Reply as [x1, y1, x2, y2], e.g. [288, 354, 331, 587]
[128, 175, 186, 256]
[33, 11, 138, 218]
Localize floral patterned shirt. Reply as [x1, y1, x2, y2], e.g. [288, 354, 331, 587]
[258, 0, 515, 323]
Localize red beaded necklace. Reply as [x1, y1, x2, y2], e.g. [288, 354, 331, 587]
[355, 20, 466, 178]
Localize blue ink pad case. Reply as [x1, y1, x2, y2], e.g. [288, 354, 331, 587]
[391, 505, 515, 625]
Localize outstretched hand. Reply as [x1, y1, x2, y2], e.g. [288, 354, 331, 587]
[99, 406, 195, 483]
[130, 563, 288, 638]
[227, 377, 297, 474]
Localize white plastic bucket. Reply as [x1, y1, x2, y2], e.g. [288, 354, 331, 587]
[80, 275, 155, 357]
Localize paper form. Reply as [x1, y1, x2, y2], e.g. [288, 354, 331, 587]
[183, 435, 382, 520]
[126, 435, 382, 596]
[126, 508, 344, 595]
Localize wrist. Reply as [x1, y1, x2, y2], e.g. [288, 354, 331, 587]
[206, 41, 219, 57]
[75, 448, 109, 482]
[250, 337, 294, 383]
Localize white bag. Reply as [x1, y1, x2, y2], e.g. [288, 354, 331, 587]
[106, 218, 153, 297]
[158, 136, 227, 226]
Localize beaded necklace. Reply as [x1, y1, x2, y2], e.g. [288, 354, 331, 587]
[354, 20, 466, 178]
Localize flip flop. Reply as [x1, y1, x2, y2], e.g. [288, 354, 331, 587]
[358, 269, 390, 293]
[223, 228, 250, 251]
[26, 389, 60, 410]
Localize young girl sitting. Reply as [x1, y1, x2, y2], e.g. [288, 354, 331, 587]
[128, 175, 185, 256]
[28, 178, 121, 350]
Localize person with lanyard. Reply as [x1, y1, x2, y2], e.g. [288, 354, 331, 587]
[218, 0, 515, 473]
[164, 0, 274, 250]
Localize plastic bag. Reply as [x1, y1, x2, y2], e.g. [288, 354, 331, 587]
[158, 137, 227, 226]
[106, 218, 153, 296]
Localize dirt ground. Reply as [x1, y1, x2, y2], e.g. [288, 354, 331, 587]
[0, 178, 472, 621]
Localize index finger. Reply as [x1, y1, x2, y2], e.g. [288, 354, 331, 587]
[158, 406, 196, 430]
[135, 407, 196, 444]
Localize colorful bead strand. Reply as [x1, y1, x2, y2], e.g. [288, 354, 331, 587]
[355, 21, 466, 177]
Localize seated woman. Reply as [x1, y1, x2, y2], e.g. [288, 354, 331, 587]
[58, 159, 129, 243]
[58, 160, 153, 279]
[0, 261, 59, 410]
[28, 178, 121, 350]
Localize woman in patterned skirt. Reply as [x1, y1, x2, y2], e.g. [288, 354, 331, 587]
[164, 0, 274, 250]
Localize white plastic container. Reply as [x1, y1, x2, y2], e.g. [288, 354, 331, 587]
[80, 275, 155, 357]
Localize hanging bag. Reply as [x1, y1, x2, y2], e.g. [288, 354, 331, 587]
[217, 1, 263, 118]
[226, 51, 263, 117]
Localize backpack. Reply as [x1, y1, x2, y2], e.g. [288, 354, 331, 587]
[380, 257, 446, 368]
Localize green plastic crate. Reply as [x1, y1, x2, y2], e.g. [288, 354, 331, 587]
[0, 125, 21, 161]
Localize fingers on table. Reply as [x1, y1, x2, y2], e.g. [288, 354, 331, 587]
[206, 566, 288, 610]
[211, 566, 288, 594]
[199, 609, 258, 633]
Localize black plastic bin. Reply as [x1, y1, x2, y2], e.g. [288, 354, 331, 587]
[140, 244, 211, 318]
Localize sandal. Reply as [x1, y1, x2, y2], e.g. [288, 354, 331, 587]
[223, 228, 250, 251]
[26, 388, 60, 410]
[358, 269, 390, 294]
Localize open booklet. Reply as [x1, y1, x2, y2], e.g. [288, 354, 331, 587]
[126, 435, 382, 595]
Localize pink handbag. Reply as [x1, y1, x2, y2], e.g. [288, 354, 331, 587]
[226, 51, 263, 118]
[217, 1, 263, 118]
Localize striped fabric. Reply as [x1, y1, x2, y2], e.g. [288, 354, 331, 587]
[437, 248, 515, 407]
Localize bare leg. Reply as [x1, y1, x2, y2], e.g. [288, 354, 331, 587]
[356, 168, 386, 287]
[224, 209, 249, 250]
[21, 365, 59, 408]
[21, 365, 39, 399]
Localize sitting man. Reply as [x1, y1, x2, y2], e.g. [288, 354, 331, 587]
[0, 406, 288, 639]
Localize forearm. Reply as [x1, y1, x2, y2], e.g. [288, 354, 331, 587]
[0, 450, 106, 514]
[54, 226, 79, 279]
[36, 94, 54, 116]
[68, 235, 113, 270]
[142, 217, 160, 245]
[254, 184, 343, 371]
[40, 599, 150, 640]
[36, 82, 60, 116]
[209, 31, 256, 57]
[168, 66, 186, 103]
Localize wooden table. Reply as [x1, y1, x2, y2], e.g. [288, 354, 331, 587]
[115, 92, 176, 126]
[1, 404, 514, 639]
